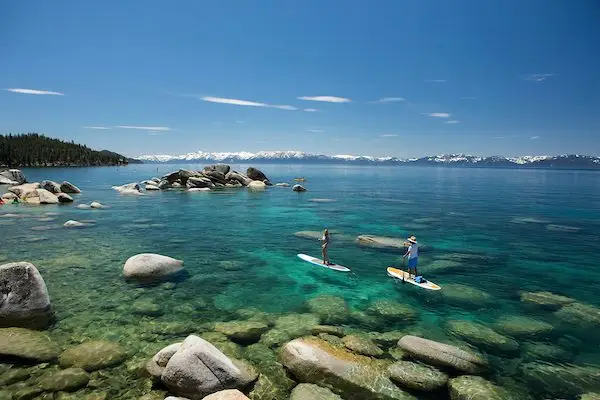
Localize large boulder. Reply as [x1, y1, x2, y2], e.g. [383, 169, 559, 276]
[64, 220, 87, 228]
[151, 335, 258, 399]
[446, 320, 519, 354]
[59, 340, 127, 371]
[214, 164, 231, 175]
[123, 253, 184, 283]
[204, 170, 227, 184]
[112, 182, 141, 193]
[1, 192, 17, 200]
[448, 375, 518, 400]
[60, 181, 81, 193]
[554, 302, 600, 329]
[0, 169, 26, 184]
[280, 337, 415, 400]
[8, 182, 40, 198]
[225, 171, 252, 186]
[260, 313, 320, 348]
[290, 383, 342, 400]
[247, 181, 267, 190]
[0, 175, 19, 185]
[36, 188, 60, 204]
[147, 342, 183, 378]
[0, 327, 60, 362]
[306, 295, 349, 325]
[0, 262, 53, 329]
[246, 167, 270, 184]
[356, 235, 405, 250]
[397, 335, 487, 374]
[187, 176, 215, 189]
[436, 284, 494, 308]
[388, 361, 448, 392]
[366, 299, 416, 325]
[41, 180, 62, 194]
[57, 193, 74, 203]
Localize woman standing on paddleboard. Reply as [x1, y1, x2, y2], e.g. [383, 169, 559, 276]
[403, 235, 418, 278]
[320, 229, 331, 265]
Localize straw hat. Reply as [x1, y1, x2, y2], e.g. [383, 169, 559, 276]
[407, 235, 417, 244]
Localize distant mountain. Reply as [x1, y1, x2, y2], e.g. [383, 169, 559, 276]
[0, 133, 137, 167]
[137, 151, 600, 169]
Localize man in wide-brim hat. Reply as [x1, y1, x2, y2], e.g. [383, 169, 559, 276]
[403, 235, 419, 278]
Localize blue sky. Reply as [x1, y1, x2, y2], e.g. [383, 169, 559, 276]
[1, 0, 599, 158]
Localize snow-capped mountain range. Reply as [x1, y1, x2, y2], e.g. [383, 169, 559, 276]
[136, 151, 600, 169]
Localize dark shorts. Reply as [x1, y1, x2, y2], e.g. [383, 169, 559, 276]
[408, 257, 418, 268]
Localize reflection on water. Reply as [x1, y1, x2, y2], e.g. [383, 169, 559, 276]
[1, 164, 600, 399]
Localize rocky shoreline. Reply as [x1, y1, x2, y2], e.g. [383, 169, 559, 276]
[2, 252, 600, 399]
[1, 169, 81, 205]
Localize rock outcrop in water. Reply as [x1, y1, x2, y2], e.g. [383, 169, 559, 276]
[123, 253, 184, 283]
[0, 262, 53, 329]
[1, 170, 82, 205]
[0, 327, 60, 362]
[147, 335, 258, 399]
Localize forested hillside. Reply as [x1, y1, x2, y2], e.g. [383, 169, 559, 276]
[0, 133, 137, 167]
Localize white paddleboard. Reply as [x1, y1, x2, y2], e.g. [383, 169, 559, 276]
[297, 253, 351, 272]
[387, 267, 441, 290]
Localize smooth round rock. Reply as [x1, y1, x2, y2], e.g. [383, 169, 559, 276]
[59, 341, 127, 371]
[342, 335, 383, 357]
[214, 320, 270, 344]
[388, 361, 448, 392]
[0, 327, 60, 362]
[123, 253, 184, 283]
[290, 383, 342, 400]
[446, 320, 519, 354]
[493, 315, 554, 338]
[38, 368, 90, 392]
[449, 375, 516, 400]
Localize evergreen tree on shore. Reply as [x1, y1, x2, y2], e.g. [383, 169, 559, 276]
[0, 133, 135, 167]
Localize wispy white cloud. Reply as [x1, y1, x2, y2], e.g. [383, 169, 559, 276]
[371, 97, 405, 104]
[271, 105, 298, 111]
[445, 120, 460, 124]
[523, 73, 556, 82]
[304, 108, 319, 112]
[306, 129, 324, 133]
[298, 96, 351, 103]
[530, 136, 540, 140]
[117, 125, 171, 131]
[426, 112, 451, 118]
[83, 126, 111, 130]
[201, 96, 267, 107]
[425, 79, 446, 83]
[380, 134, 399, 137]
[4, 88, 64, 96]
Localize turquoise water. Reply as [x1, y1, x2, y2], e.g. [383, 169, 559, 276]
[2, 164, 600, 399]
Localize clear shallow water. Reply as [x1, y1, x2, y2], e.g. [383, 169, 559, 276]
[1, 164, 600, 399]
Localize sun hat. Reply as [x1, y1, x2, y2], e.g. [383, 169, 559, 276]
[407, 235, 417, 243]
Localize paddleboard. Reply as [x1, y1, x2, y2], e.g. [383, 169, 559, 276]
[387, 267, 441, 290]
[297, 253, 351, 272]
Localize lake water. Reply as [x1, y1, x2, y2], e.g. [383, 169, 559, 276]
[1, 164, 600, 399]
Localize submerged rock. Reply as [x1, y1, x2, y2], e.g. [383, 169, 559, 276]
[388, 361, 448, 392]
[437, 284, 494, 308]
[0, 327, 60, 362]
[64, 220, 87, 228]
[555, 302, 600, 329]
[90, 201, 105, 209]
[244, 343, 296, 400]
[290, 384, 343, 400]
[60, 181, 81, 193]
[306, 295, 349, 324]
[152, 335, 258, 399]
[0, 261, 53, 329]
[521, 342, 573, 363]
[214, 320, 270, 344]
[59, 340, 127, 371]
[312, 325, 345, 337]
[581, 393, 600, 400]
[38, 367, 90, 392]
[0, 368, 30, 385]
[519, 291, 575, 310]
[260, 313, 320, 348]
[123, 253, 184, 283]
[368, 331, 405, 348]
[493, 315, 554, 338]
[281, 337, 415, 400]
[112, 182, 141, 192]
[449, 375, 517, 400]
[521, 362, 600, 397]
[397, 335, 487, 374]
[342, 335, 383, 357]
[446, 320, 519, 354]
[366, 299, 416, 324]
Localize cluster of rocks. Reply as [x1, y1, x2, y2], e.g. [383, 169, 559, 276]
[113, 165, 307, 194]
[0, 169, 81, 205]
